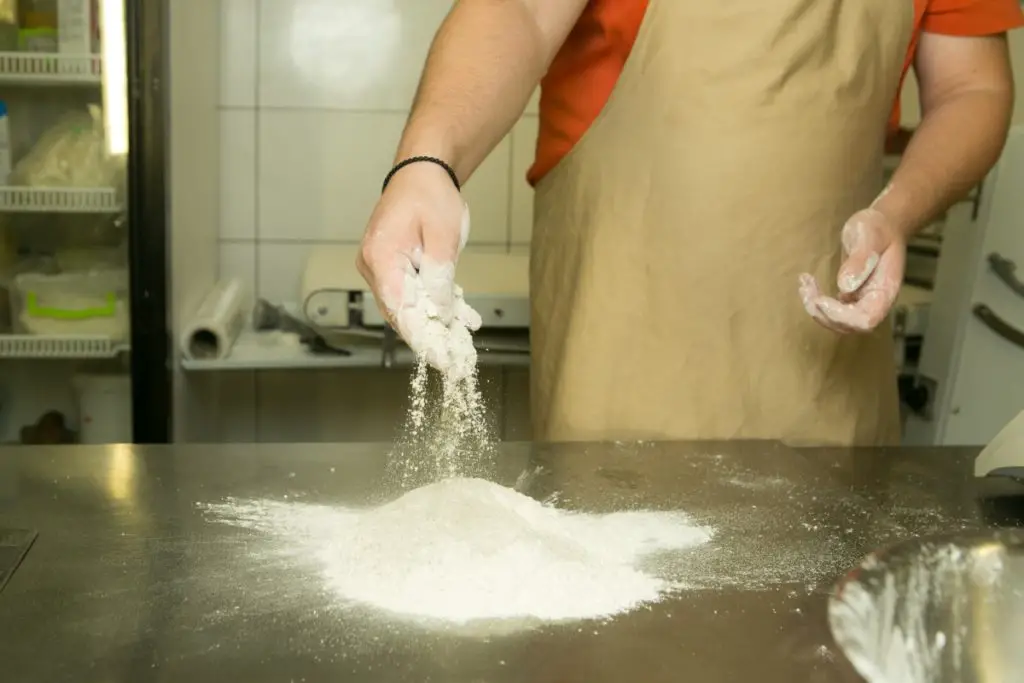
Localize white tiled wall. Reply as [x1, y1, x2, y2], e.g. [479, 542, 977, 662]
[213, 0, 535, 442]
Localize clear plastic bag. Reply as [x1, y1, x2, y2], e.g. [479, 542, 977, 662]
[9, 104, 122, 188]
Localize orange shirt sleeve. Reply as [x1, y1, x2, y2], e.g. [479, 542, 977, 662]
[922, 0, 1024, 35]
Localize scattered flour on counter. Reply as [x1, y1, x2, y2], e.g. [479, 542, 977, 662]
[200, 477, 713, 626]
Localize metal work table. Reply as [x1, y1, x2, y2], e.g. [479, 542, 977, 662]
[0, 441, 1020, 682]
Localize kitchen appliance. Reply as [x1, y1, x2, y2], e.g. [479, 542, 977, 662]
[301, 245, 530, 331]
[975, 409, 1024, 481]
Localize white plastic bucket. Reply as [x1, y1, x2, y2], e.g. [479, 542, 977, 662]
[73, 373, 132, 443]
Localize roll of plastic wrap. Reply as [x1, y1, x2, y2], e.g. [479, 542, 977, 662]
[180, 278, 246, 360]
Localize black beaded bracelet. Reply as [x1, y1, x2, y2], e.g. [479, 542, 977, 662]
[381, 156, 461, 194]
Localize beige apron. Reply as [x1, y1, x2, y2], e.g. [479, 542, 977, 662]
[530, 0, 913, 445]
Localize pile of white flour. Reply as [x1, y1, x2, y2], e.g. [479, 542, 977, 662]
[201, 477, 713, 626]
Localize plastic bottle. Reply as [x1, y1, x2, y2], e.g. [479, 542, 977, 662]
[0, 100, 12, 184]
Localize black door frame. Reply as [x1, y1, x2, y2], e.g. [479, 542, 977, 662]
[126, 0, 172, 443]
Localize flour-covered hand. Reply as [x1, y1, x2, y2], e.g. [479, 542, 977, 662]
[357, 162, 469, 338]
[452, 284, 482, 332]
[798, 208, 906, 333]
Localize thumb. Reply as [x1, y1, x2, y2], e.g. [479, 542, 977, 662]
[837, 249, 880, 295]
[458, 202, 471, 253]
[418, 258, 456, 325]
[837, 212, 883, 295]
[419, 202, 468, 325]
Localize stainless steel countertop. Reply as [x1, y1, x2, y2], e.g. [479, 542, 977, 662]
[0, 441, 1020, 683]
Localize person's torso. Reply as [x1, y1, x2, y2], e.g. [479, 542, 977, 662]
[527, 0, 1015, 186]
[525, 0, 913, 444]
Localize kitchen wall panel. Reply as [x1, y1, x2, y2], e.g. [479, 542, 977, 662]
[254, 110, 514, 244]
[257, 0, 453, 111]
[220, 0, 258, 107]
[217, 0, 536, 442]
[173, 0, 224, 442]
[219, 110, 257, 240]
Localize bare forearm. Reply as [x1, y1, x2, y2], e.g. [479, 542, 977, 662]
[875, 90, 1012, 237]
[397, 0, 584, 180]
[874, 33, 1015, 239]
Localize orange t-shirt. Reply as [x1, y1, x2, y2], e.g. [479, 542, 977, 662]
[528, 0, 1024, 186]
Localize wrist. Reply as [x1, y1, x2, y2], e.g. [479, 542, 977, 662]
[395, 125, 462, 173]
[382, 156, 461, 195]
[870, 185, 920, 241]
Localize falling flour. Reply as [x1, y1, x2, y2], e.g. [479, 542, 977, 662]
[201, 477, 713, 626]
[387, 264, 495, 489]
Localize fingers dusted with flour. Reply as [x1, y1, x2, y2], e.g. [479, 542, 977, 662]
[799, 208, 906, 334]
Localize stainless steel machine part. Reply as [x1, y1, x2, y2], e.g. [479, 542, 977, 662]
[975, 409, 1024, 481]
[0, 441, 1019, 682]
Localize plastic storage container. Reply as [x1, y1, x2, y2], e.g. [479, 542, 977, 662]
[73, 372, 131, 443]
[11, 268, 128, 338]
[18, 0, 57, 52]
[55, 246, 123, 272]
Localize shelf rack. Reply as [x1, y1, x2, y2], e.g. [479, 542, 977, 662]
[0, 335, 127, 359]
[0, 53, 124, 364]
[180, 284, 930, 373]
[0, 52, 101, 85]
[0, 186, 120, 213]
[181, 331, 530, 371]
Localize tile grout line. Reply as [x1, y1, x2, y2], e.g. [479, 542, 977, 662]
[217, 237, 513, 247]
[218, 104, 409, 114]
[216, 106, 544, 120]
[252, 0, 263, 443]
[506, 126, 516, 253]
[252, 0, 262, 296]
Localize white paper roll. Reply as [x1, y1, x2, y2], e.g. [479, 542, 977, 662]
[180, 278, 246, 360]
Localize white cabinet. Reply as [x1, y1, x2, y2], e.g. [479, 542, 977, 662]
[904, 126, 1024, 446]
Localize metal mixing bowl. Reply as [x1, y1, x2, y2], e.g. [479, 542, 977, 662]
[828, 530, 1024, 683]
